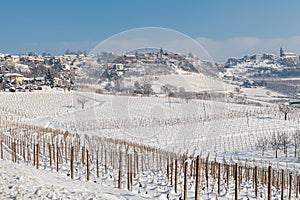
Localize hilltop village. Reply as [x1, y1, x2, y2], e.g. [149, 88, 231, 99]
[0, 47, 300, 95]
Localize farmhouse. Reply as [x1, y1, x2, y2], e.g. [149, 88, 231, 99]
[54, 77, 62, 85]
[4, 73, 24, 84]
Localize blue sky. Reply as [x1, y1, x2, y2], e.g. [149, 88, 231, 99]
[1, 0, 300, 61]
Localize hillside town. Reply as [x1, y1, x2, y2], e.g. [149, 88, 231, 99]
[221, 47, 300, 92]
[1, 46, 300, 95]
[223, 47, 300, 78]
[0, 49, 212, 92]
[0, 51, 86, 91]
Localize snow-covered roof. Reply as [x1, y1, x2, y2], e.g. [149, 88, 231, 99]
[4, 73, 24, 77]
[283, 52, 296, 55]
[35, 77, 45, 81]
[23, 77, 33, 81]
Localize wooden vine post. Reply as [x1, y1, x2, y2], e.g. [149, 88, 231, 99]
[226, 164, 230, 190]
[170, 160, 173, 185]
[48, 144, 52, 169]
[56, 146, 59, 172]
[183, 160, 188, 200]
[254, 166, 258, 197]
[235, 163, 238, 200]
[195, 155, 201, 200]
[288, 173, 292, 200]
[81, 146, 85, 166]
[281, 170, 285, 200]
[86, 149, 89, 181]
[268, 166, 272, 200]
[118, 151, 122, 189]
[218, 162, 221, 196]
[33, 142, 36, 166]
[205, 159, 209, 189]
[0, 140, 3, 159]
[11, 142, 15, 163]
[127, 153, 132, 191]
[296, 175, 299, 199]
[175, 159, 178, 194]
[71, 146, 74, 179]
[36, 143, 39, 169]
[166, 157, 169, 180]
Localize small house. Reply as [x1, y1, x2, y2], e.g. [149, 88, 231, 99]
[4, 73, 24, 84]
[53, 77, 62, 86]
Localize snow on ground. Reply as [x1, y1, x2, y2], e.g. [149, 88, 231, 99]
[0, 89, 298, 161]
[0, 89, 300, 199]
[0, 159, 144, 200]
[122, 73, 235, 93]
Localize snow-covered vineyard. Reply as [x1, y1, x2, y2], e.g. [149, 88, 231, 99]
[0, 90, 300, 199]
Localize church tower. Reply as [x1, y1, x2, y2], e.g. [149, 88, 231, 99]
[280, 46, 284, 57]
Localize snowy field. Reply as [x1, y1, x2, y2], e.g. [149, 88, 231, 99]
[0, 159, 139, 200]
[0, 90, 299, 164]
[0, 89, 300, 199]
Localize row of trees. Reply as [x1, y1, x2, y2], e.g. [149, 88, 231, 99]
[257, 129, 300, 158]
[101, 75, 215, 104]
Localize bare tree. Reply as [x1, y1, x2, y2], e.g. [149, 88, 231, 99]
[0, 80, 5, 91]
[77, 97, 89, 109]
[279, 104, 291, 120]
[141, 77, 153, 96]
[279, 131, 290, 157]
[161, 84, 177, 104]
[235, 87, 241, 94]
[292, 129, 300, 157]
[270, 131, 281, 158]
[184, 93, 192, 103]
[257, 136, 269, 156]
[179, 87, 185, 93]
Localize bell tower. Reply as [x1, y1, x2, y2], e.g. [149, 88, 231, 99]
[280, 46, 284, 57]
